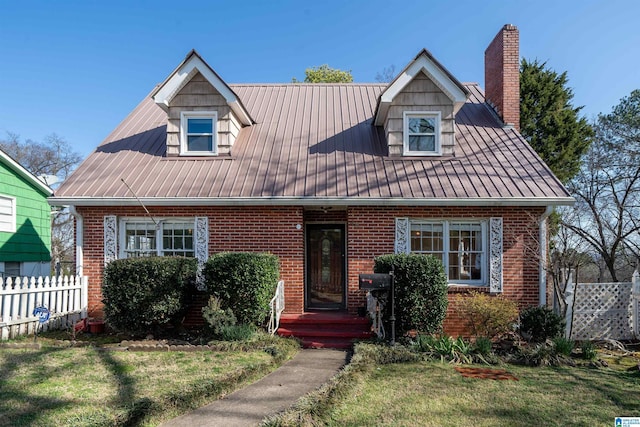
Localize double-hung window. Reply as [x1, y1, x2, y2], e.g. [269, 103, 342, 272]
[403, 111, 441, 155]
[410, 220, 486, 285]
[121, 219, 195, 258]
[180, 111, 217, 155]
[0, 195, 16, 233]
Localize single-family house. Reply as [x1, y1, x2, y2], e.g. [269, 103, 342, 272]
[0, 149, 53, 278]
[50, 25, 573, 337]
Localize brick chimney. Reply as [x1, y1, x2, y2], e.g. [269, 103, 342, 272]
[484, 24, 520, 130]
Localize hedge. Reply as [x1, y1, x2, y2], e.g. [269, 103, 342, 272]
[374, 253, 448, 336]
[203, 252, 280, 326]
[102, 256, 197, 335]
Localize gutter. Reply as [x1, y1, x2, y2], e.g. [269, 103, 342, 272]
[539, 205, 554, 306]
[48, 196, 576, 208]
[68, 206, 83, 277]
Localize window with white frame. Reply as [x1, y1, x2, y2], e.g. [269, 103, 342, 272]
[120, 219, 195, 258]
[0, 195, 16, 233]
[180, 111, 218, 155]
[403, 111, 440, 155]
[410, 220, 486, 284]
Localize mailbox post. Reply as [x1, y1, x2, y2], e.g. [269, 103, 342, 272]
[358, 272, 396, 346]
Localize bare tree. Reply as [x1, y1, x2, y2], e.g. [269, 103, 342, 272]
[562, 90, 640, 282]
[375, 65, 396, 83]
[1, 132, 82, 274]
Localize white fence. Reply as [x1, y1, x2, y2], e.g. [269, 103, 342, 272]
[0, 275, 88, 340]
[268, 280, 285, 335]
[565, 271, 640, 341]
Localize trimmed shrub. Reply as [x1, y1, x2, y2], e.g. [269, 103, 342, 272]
[456, 291, 519, 339]
[202, 296, 237, 335]
[102, 256, 197, 335]
[519, 306, 565, 343]
[374, 253, 448, 336]
[203, 252, 279, 326]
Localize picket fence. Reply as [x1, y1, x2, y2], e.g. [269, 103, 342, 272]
[565, 271, 640, 341]
[0, 275, 88, 340]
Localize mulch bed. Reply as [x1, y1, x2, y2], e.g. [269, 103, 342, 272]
[454, 366, 519, 381]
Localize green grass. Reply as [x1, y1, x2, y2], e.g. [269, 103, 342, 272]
[0, 335, 298, 427]
[323, 362, 639, 426]
[268, 343, 640, 427]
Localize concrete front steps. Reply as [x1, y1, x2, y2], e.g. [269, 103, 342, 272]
[277, 312, 373, 349]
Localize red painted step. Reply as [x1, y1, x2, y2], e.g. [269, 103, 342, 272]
[277, 312, 373, 349]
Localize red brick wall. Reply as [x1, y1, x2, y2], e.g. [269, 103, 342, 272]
[485, 24, 520, 130]
[78, 204, 543, 336]
[77, 205, 305, 316]
[346, 206, 543, 336]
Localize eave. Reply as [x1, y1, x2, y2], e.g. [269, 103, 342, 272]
[151, 49, 254, 126]
[374, 49, 470, 126]
[0, 149, 53, 196]
[48, 196, 575, 208]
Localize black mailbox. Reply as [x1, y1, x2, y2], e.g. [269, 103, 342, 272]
[358, 273, 391, 290]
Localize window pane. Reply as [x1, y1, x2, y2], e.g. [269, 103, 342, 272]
[408, 117, 435, 134]
[124, 222, 156, 257]
[188, 135, 213, 151]
[161, 221, 194, 257]
[187, 118, 212, 134]
[409, 135, 435, 152]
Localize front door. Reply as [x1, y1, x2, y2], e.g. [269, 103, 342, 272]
[306, 224, 346, 310]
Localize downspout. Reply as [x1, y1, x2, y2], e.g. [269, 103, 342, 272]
[539, 206, 554, 306]
[68, 205, 83, 277]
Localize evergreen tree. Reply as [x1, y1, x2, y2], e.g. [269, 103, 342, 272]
[520, 59, 593, 183]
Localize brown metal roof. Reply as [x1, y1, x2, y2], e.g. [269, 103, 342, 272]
[51, 82, 572, 206]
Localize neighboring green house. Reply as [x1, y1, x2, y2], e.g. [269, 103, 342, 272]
[0, 149, 53, 278]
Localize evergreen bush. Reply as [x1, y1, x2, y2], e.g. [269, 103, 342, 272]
[102, 256, 197, 335]
[374, 253, 448, 336]
[519, 306, 565, 343]
[203, 252, 279, 326]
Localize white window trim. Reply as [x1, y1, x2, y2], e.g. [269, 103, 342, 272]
[403, 111, 441, 156]
[408, 219, 488, 286]
[0, 195, 16, 233]
[180, 111, 218, 156]
[118, 217, 196, 258]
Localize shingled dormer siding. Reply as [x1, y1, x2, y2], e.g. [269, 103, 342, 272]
[166, 72, 241, 156]
[384, 73, 455, 156]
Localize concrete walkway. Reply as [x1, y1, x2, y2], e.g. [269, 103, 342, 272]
[160, 349, 349, 427]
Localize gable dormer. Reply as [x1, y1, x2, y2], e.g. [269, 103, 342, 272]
[152, 50, 253, 156]
[374, 49, 469, 157]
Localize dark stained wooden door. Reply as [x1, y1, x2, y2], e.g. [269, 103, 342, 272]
[306, 224, 345, 309]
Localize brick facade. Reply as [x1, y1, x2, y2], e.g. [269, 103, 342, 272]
[78, 204, 543, 336]
[484, 24, 520, 130]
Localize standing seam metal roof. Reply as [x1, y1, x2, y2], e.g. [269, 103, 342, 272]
[52, 82, 571, 204]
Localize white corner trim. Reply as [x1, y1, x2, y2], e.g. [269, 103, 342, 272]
[539, 205, 553, 306]
[69, 205, 83, 276]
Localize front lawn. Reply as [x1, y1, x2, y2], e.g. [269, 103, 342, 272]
[324, 362, 639, 426]
[0, 336, 298, 427]
[268, 343, 640, 427]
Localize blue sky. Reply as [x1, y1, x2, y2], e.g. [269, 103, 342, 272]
[1, 0, 638, 158]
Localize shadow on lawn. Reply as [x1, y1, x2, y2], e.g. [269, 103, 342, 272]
[0, 346, 74, 427]
[94, 349, 155, 427]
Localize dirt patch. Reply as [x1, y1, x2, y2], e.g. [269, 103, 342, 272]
[454, 366, 519, 381]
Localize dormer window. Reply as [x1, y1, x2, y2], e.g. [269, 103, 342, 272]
[403, 111, 441, 155]
[180, 111, 218, 155]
